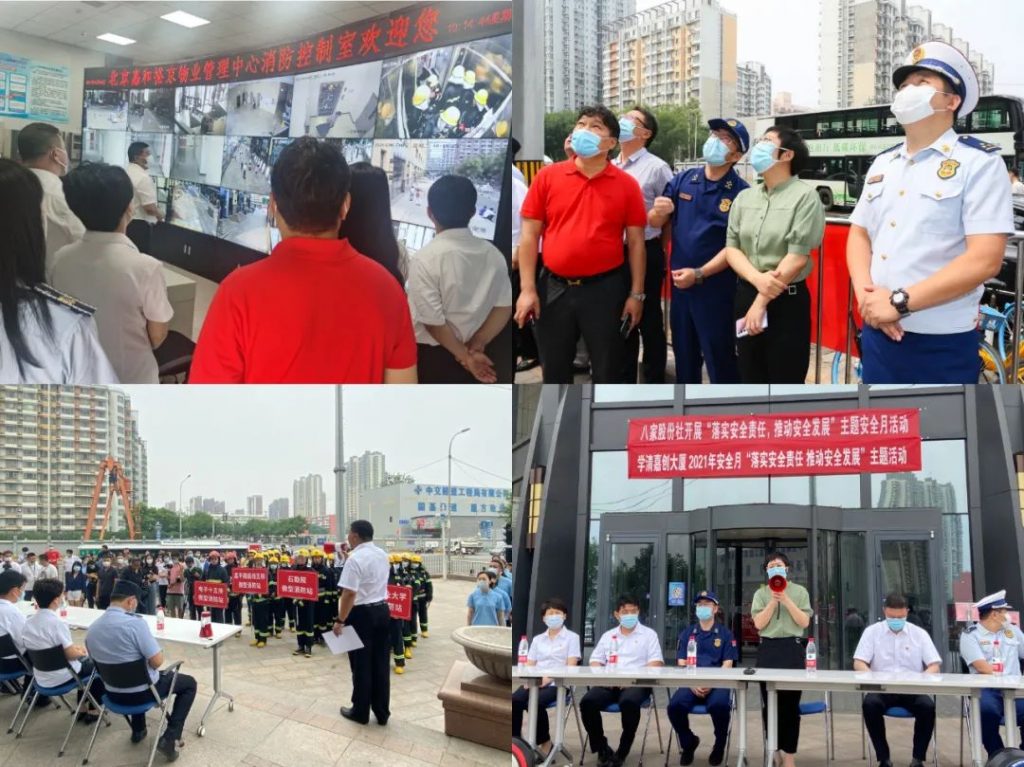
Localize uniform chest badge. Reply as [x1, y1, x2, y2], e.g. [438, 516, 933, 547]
[867, 175, 884, 185]
[1006, 630, 1014, 638]
[679, 192, 693, 201]
[937, 159, 961, 180]
[719, 198, 732, 213]
[724, 181, 734, 190]
[713, 638, 721, 648]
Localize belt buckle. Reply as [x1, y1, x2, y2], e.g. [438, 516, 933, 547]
[787, 285, 798, 296]
[566, 278, 583, 287]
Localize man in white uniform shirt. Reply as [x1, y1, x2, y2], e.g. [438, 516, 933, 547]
[17, 123, 85, 277]
[124, 141, 164, 254]
[407, 175, 513, 384]
[51, 162, 172, 384]
[22, 553, 44, 602]
[853, 593, 941, 767]
[333, 520, 391, 726]
[0, 571, 28, 660]
[581, 594, 664, 767]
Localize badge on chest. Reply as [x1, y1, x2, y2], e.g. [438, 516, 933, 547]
[937, 160, 961, 180]
[719, 199, 732, 213]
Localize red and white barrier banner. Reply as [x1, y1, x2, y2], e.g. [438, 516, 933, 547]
[230, 568, 268, 595]
[387, 584, 413, 620]
[277, 570, 318, 600]
[628, 409, 921, 478]
[192, 581, 229, 609]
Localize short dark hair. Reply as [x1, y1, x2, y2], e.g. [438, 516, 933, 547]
[65, 549, 73, 554]
[615, 594, 640, 611]
[541, 597, 569, 618]
[271, 137, 350, 232]
[17, 122, 61, 162]
[764, 550, 792, 570]
[33, 578, 64, 608]
[349, 519, 374, 541]
[428, 175, 476, 229]
[25, 552, 36, 559]
[576, 105, 619, 140]
[766, 126, 810, 176]
[883, 593, 908, 610]
[0, 570, 26, 595]
[63, 163, 134, 232]
[509, 136, 521, 156]
[127, 141, 149, 162]
[630, 106, 658, 147]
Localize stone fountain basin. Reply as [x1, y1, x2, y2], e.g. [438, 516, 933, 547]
[451, 626, 513, 681]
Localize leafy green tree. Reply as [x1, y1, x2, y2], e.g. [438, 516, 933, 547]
[543, 111, 578, 161]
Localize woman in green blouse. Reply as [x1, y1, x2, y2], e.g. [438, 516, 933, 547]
[751, 551, 813, 767]
[724, 127, 826, 383]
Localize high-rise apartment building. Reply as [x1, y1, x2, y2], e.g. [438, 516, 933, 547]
[293, 474, 326, 526]
[344, 450, 386, 525]
[268, 497, 289, 520]
[245, 494, 264, 518]
[737, 61, 771, 117]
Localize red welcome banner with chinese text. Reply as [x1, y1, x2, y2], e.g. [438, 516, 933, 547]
[628, 409, 921, 478]
[277, 570, 318, 600]
[387, 584, 414, 620]
[192, 581, 229, 609]
[83, 2, 512, 90]
[230, 568, 269, 595]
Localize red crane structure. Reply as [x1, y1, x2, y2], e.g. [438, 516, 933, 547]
[83, 457, 136, 541]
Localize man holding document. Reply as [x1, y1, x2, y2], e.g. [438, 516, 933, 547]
[333, 520, 392, 726]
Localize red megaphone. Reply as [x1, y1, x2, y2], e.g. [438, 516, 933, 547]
[768, 574, 787, 593]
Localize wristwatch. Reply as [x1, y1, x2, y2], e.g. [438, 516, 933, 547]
[629, 292, 646, 302]
[694, 268, 705, 286]
[890, 288, 912, 317]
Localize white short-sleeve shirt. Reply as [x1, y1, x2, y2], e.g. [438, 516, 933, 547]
[125, 162, 159, 224]
[853, 619, 942, 672]
[512, 177, 528, 249]
[336, 542, 389, 605]
[849, 128, 1014, 334]
[529, 627, 582, 673]
[22, 609, 80, 688]
[960, 622, 1024, 675]
[30, 168, 85, 279]
[590, 623, 663, 668]
[0, 598, 27, 655]
[51, 232, 173, 384]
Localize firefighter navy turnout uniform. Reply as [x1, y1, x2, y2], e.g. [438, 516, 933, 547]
[414, 556, 432, 637]
[249, 558, 271, 647]
[291, 552, 317, 657]
[388, 555, 407, 673]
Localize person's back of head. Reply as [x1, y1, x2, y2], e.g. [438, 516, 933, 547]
[337, 162, 403, 285]
[17, 122, 63, 171]
[0, 569, 26, 600]
[270, 137, 351, 237]
[0, 158, 53, 375]
[62, 162, 134, 233]
[427, 175, 476, 232]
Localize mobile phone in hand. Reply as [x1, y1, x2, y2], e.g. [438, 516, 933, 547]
[620, 316, 632, 339]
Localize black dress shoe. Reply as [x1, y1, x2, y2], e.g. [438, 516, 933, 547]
[909, 760, 925, 767]
[879, 760, 893, 767]
[131, 727, 148, 744]
[681, 735, 700, 766]
[156, 735, 180, 762]
[516, 358, 540, 373]
[375, 714, 389, 726]
[77, 712, 99, 725]
[596, 746, 615, 767]
[339, 706, 368, 725]
[709, 740, 726, 766]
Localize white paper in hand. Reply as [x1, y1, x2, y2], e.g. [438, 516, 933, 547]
[323, 627, 365, 655]
[736, 315, 768, 338]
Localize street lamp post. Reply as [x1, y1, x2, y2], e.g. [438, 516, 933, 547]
[444, 427, 470, 580]
[178, 474, 191, 540]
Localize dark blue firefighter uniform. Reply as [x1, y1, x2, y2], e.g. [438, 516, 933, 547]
[667, 621, 739, 751]
[664, 166, 748, 383]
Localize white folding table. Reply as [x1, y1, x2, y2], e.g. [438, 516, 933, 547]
[18, 603, 241, 736]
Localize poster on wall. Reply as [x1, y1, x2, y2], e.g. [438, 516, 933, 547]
[0, 52, 70, 123]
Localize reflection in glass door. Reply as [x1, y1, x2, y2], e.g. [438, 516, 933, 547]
[872, 533, 939, 642]
[596, 537, 657, 645]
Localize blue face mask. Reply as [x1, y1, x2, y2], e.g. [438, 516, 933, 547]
[702, 136, 729, 167]
[695, 605, 714, 621]
[571, 129, 604, 159]
[751, 141, 781, 174]
[886, 617, 906, 633]
[544, 614, 565, 630]
[618, 117, 637, 143]
[619, 613, 640, 629]
[766, 566, 787, 580]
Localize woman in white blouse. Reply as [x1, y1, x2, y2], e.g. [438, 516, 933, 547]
[512, 597, 582, 759]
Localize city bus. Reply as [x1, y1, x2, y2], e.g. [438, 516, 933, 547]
[753, 94, 1024, 210]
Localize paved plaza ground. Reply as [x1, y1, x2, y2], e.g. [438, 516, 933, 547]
[0, 578, 505, 767]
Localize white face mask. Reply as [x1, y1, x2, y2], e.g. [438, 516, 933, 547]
[891, 84, 949, 126]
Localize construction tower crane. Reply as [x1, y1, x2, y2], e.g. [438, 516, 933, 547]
[83, 457, 136, 541]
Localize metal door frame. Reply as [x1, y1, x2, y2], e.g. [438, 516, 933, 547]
[596, 532, 664, 644]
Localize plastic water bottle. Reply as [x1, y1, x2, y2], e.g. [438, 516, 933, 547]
[805, 637, 817, 673]
[156, 607, 166, 632]
[59, 600, 67, 619]
[992, 638, 1004, 675]
[199, 608, 213, 639]
[687, 634, 698, 672]
[608, 634, 619, 669]
[517, 635, 529, 670]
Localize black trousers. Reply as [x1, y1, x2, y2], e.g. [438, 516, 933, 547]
[390, 618, 406, 667]
[513, 685, 558, 745]
[296, 599, 316, 650]
[512, 261, 540, 362]
[757, 637, 805, 755]
[108, 670, 197, 741]
[271, 598, 286, 634]
[85, 581, 95, 609]
[158, 585, 167, 608]
[735, 279, 811, 384]
[97, 594, 111, 611]
[125, 219, 152, 254]
[535, 267, 630, 383]
[346, 602, 391, 723]
[226, 596, 243, 626]
[580, 686, 652, 758]
[624, 239, 667, 383]
[863, 693, 935, 762]
[416, 598, 429, 632]
[416, 322, 517, 384]
[188, 595, 200, 621]
[251, 598, 271, 641]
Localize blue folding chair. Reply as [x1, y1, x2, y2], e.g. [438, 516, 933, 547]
[82, 657, 184, 767]
[16, 644, 110, 757]
[542, 688, 584, 766]
[579, 689, 664, 766]
[763, 692, 834, 767]
[663, 688, 737, 767]
[864, 700, 939, 767]
[0, 633, 37, 732]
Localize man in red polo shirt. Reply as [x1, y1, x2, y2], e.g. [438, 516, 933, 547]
[190, 138, 417, 383]
[514, 105, 647, 383]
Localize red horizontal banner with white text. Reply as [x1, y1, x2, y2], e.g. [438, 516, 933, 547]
[627, 409, 921, 478]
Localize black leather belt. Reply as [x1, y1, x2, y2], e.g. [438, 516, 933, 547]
[547, 266, 624, 287]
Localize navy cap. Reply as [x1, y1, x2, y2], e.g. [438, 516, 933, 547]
[110, 579, 142, 602]
[892, 41, 979, 117]
[694, 590, 720, 605]
[708, 118, 750, 154]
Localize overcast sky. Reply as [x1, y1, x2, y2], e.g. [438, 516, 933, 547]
[116, 386, 512, 514]
[636, 0, 1024, 106]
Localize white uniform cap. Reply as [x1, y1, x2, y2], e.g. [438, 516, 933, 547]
[974, 589, 1013, 611]
[892, 40, 979, 118]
